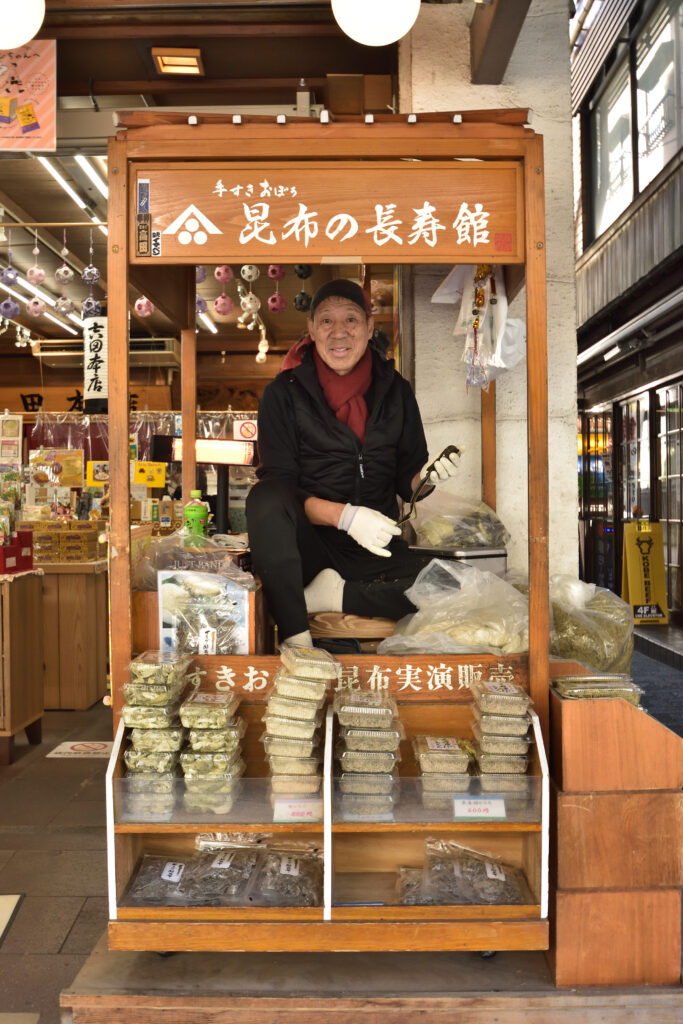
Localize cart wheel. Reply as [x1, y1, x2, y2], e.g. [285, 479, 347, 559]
[479, 950, 497, 959]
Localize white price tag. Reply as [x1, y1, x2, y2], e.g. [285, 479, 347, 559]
[198, 626, 217, 655]
[453, 797, 506, 820]
[161, 861, 186, 883]
[272, 797, 323, 824]
[279, 855, 301, 877]
[212, 852, 235, 870]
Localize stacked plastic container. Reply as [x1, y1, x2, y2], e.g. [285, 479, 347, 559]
[178, 691, 245, 816]
[411, 734, 473, 811]
[333, 691, 403, 820]
[262, 643, 338, 804]
[468, 680, 533, 808]
[120, 651, 193, 819]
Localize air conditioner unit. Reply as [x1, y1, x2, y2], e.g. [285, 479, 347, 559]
[31, 337, 181, 368]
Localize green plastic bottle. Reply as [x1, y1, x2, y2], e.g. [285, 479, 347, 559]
[183, 489, 209, 537]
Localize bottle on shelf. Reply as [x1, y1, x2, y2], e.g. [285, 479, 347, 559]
[183, 489, 209, 536]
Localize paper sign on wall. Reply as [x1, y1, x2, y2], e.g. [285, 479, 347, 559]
[621, 521, 669, 625]
[133, 461, 166, 488]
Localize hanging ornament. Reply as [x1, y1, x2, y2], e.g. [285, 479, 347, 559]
[26, 297, 46, 318]
[196, 295, 208, 315]
[268, 264, 285, 281]
[215, 264, 234, 284]
[213, 292, 234, 316]
[55, 294, 75, 316]
[293, 289, 312, 313]
[0, 297, 19, 319]
[55, 263, 74, 285]
[240, 264, 260, 283]
[267, 281, 286, 314]
[2, 236, 18, 287]
[240, 292, 261, 314]
[82, 294, 101, 317]
[27, 232, 45, 286]
[134, 296, 155, 317]
[196, 265, 207, 284]
[81, 228, 101, 285]
[294, 264, 312, 280]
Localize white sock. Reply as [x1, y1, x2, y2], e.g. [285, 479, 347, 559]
[283, 629, 313, 648]
[304, 568, 345, 614]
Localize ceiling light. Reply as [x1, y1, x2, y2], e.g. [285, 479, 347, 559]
[74, 154, 109, 199]
[13, 274, 56, 307]
[151, 48, 204, 76]
[69, 313, 85, 328]
[3, 0, 45, 49]
[43, 312, 78, 336]
[198, 312, 217, 334]
[331, 0, 421, 46]
[36, 156, 88, 211]
[89, 215, 108, 237]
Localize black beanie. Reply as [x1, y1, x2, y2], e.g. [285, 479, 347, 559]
[309, 278, 372, 318]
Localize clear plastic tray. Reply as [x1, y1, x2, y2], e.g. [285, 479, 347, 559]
[333, 691, 398, 728]
[469, 679, 531, 716]
[124, 748, 179, 774]
[183, 759, 245, 791]
[473, 744, 528, 774]
[279, 642, 340, 680]
[264, 712, 323, 740]
[121, 703, 181, 729]
[339, 723, 403, 752]
[471, 704, 530, 736]
[180, 749, 242, 775]
[124, 771, 178, 795]
[268, 755, 321, 776]
[130, 727, 185, 753]
[552, 678, 643, 704]
[471, 721, 531, 756]
[128, 650, 193, 687]
[123, 680, 185, 707]
[272, 668, 328, 702]
[187, 720, 246, 753]
[261, 731, 320, 758]
[179, 691, 240, 729]
[183, 791, 237, 815]
[336, 746, 399, 774]
[266, 693, 325, 721]
[269, 774, 321, 795]
[412, 735, 471, 773]
[337, 772, 397, 795]
[420, 772, 472, 793]
[339, 792, 395, 820]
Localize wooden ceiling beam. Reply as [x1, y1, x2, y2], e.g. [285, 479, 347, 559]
[470, 0, 533, 85]
[60, 77, 327, 96]
[41, 21, 339, 40]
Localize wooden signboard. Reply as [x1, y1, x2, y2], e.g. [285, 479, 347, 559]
[131, 160, 524, 264]
[621, 521, 669, 625]
[0, 384, 172, 414]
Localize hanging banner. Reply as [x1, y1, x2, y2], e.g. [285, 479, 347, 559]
[0, 40, 56, 151]
[621, 521, 669, 625]
[83, 316, 109, 400]
[131, 161, 523, 263]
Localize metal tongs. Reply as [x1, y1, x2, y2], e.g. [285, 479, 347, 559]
[397, 444, 462, 526]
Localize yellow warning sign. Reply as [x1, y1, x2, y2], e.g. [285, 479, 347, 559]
[621, 521, 668, 625]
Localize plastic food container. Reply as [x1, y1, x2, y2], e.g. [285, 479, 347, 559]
[266, 694, 325, 722]
[552, 677, 642, 704]
[473, 745, 528, 774]
[179, 692, 240, 729]
[279, 642, 340, 680]
[183, 791, 236, 815]
[268, 755, 321, 776]
[336, 746, 399, 774]
[128, 650, 192, 687]
[121, 703, 181, 729]
[471, 722, 531, 756]
[469, 679, 531, 716]
[333, 691, 398, 729]
[124, 748, 178, 774]
[124, 771, 177, 795]
[478, 772, 533, 794]
[130, 727, 185, 753]
[182, 759, 245, 792]
[261, 731, 320, 759]
[337, 772, 397, 795]
[272, 668, 328, 702]
[264, 712, 323, 740]
[187, 719, 246, 753]
[123, 680, 185, 707]
[269, 774, 321, 795]
[339, 793, 394, 819]
[420, 772, 472, 793]
[472, 704, 531, 737]
[124, 793, 176, 819]
[180, 749, 242, 775]
[339, 723, 403, 752]
[412, 735, 471, 773]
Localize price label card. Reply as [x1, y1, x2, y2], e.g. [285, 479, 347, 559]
[272, 797, 323, 824]
[453, 797, 506, 821]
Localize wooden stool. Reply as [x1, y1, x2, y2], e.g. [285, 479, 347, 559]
[308, 612, 396, 646]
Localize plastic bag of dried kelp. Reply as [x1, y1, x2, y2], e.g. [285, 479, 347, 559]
[123, 853, 196, 906]
[549, 575, 634, 673]
[412, 495, 510, 551]
[248, 842, 323, 907]
[172, 834, 270, 904]
[397, 866, 441, 906]
[423, 838, 528, 905]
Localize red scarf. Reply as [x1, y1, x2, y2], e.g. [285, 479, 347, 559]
[313, 346, 372, 444]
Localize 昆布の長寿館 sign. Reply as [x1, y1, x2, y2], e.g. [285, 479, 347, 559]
[131, 161, 523, 263]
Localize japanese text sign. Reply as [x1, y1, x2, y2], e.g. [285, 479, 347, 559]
[0, 40, 56, 151]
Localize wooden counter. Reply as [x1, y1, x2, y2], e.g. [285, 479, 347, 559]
[0, 570, 44, 765]
[41, 560, 109, 710]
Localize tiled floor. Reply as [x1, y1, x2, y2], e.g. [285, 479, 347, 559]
[0, 703, 111, 1024]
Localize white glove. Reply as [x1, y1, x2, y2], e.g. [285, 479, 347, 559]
[338, 503, 401, 558]
[424, 448, 460, 484]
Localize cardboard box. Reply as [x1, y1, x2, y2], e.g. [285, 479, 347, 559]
[0, 542, 20, 573]
[12, 529, 33, 572]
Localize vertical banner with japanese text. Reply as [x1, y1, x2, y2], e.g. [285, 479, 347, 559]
[83, 316, 109, 403]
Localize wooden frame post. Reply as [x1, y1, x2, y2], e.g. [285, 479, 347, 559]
[180, 321, 197, 502]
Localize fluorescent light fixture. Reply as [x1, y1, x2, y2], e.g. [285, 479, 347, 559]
[603, 345, 621, 362]
[43, 311, 79, 336]
[74, 154, 109, 199]
[15, 275, 56, 307]
[198, 312, 217, 334]
[69, 313, 85, 327]
[36, 156, 88, 211]
[0, 282, 26, 303]
[1, 281, 78, 335]
[172, 437, 254, 466]
[89, 215, 108, 236]
[151, 47, 204, 76]
[331, 0, 420, 46]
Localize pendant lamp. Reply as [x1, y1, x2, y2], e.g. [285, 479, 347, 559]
[331, 0, 421, 47]
[2, 0, 46, 50]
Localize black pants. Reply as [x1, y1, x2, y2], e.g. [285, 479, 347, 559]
[246, 478, 434, 639]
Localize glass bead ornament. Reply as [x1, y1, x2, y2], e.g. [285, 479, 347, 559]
[195, 265, 207, 284]
[55, 263, 74, 285]
[196, 296, 208, 315]
[215, 264, 234, 284]
[82, 294, 101, 317]
[26, 297, 46, 318]
[213, 292, 234, 316]
[134, 296, 155, 317]
[268, 264, 285, 281]
[240, 264, 260, 282]
[55, 295, 74, 315]
[294, 264, 312, 279]
[293, 290, 312, 312]
[267, 290, 286, 314]
[240, 292, 261, 314]
[0, 298, 20, 318]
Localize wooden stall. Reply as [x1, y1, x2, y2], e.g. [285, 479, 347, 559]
[0, 570, 44, 765]
[105, 112, 553, 959]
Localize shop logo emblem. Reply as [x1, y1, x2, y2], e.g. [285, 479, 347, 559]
[163, 205, 222, 246]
